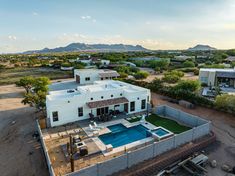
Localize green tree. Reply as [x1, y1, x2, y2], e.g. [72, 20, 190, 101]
[16, 76, 35, 93]
[17, 77, 50, 111]
[183, 60, 195, 68]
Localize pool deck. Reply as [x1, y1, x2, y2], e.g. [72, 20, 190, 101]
[81, 117, 158, 156]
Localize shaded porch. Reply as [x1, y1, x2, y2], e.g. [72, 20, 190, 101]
[87, 97, 130, 122]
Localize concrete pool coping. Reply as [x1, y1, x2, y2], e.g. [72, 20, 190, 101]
[82, 118, 170, 156]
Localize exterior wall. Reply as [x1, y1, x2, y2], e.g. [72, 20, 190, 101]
[199, 70, 216, 86]
[46, 83, 151, 127]
[64, 105, 211, 176]
[74, 70, 100, 85]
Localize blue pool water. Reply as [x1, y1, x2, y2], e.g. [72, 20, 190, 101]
[152, 128, 169, 136]
[99, 124, 149, 148]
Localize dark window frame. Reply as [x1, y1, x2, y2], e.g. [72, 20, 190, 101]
[85, 77, 90, 81]
[52, 111, 59, 122]
[78, 107, 83, 117]
[141, 99, 146, 109]
[130, 101, 135, 112]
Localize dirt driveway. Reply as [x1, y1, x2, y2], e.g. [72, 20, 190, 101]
[151, 93, 235, 176]
[0, 85, 48, 176]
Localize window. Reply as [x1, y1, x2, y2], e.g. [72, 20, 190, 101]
[111, 94, 113, 97]
[130, 101, 135, 112]
[52, 111, 58, 122]
[141, 99, 146, 109]
[105, 77, 109, 79]
[78, 107, 83, 117]
[137, 97, 139, 100]
[101, 78, 103, 80]
[101, 96, 104, 99]
[120, 93, 123, 96]
[85, 77, 90, 81]
[200, 77, 208, 83]
[90, 98, 93, 100]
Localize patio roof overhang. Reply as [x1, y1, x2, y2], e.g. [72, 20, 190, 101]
[86, 97, 129, 109]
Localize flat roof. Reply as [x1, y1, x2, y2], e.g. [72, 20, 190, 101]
[200, 68, 235, 72]
[47, 80, 148, 100]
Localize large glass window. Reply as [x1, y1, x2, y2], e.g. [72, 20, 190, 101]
[141, 99, 146, 109]
[52, 111, 58, 122]
[130, 101, 135, 112]
[78, 107, 83, 117]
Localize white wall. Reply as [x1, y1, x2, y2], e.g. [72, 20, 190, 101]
[46, 84, 150, 127]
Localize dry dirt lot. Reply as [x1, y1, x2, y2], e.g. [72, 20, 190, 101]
[151, 93, 235, 176]
[0, 85, 48, 176]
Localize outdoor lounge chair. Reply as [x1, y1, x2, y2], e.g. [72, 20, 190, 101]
[89, 124, 96, 131]
[93, 122, 104, 129]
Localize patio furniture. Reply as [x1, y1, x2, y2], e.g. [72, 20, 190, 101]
[89, 124, 96, 131]
[89, 113, 95, 120]
[93, 122, 104, 129]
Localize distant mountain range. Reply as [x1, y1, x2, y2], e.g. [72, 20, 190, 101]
[23, 43, 149, 54]
[187, 44, 217, 51]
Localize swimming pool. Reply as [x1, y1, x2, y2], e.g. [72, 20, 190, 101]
[151, 127, 173, 140]
[99, 124, 150, 148]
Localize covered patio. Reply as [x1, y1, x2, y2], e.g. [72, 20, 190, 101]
[87, 97, 129, 122]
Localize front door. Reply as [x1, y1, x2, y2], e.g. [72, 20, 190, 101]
[124, 103, 128, 113]
[76, 75, 80, 84]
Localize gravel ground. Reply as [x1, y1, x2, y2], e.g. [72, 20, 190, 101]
[151, 93, 235, 176]
[0, 85, 48, 176]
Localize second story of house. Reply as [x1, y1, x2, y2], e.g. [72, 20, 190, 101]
[74, 69, 120, 85]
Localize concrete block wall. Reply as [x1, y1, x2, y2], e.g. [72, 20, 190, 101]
[67, 165, 98, 176]
[175, 129, 193, 147]
[36, 120, 55, 176]
[127, 143, 154, 167]
[97, 154, 128, 176]
[194, 123, 211, 139]
[154, 136, 175, 156]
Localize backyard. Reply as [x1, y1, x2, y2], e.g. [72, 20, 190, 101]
[146, 114, 191, 134]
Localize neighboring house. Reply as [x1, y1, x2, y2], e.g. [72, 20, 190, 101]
[60, 66, 74, 71]
[74, 69, 120, 85]
[123, 61, 136, 67]
[129, 56, 163, 61]
[226, 56, 235, 62]
[199, 68, 235, 88]
[46, 80, 151, 127]
[101, 60, 110, 66]
[174, 55, 195, 61]
[77, 58, 92, 65]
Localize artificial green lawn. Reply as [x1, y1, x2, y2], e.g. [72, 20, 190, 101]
[146, 114, 191, 134]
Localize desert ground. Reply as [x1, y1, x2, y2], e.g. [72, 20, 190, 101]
[0, 84, 48, 176]
[0, 83, 234, 176]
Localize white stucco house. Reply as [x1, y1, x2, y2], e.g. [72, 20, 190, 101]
[74, 69, 120, 85]
[199, 68, 235, 88]
[46, 80, 151, 127]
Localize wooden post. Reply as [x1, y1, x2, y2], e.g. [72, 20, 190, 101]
[69, 135, 75, 172]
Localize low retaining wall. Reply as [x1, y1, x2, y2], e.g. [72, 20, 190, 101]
[65, 105, 211, 176]
[36, 120, 55, 176]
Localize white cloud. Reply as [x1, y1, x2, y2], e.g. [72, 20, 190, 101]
[81, 15, 91, 20]
[33, 12, 38, 16]
[8, 35, 17, 40]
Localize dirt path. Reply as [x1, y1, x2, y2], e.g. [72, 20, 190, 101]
[0, 85, 48, 176]
[151, 93, 235, 176]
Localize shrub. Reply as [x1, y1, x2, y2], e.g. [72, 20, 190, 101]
[162, 70, 184, 83]
[183, 61, 195, 68]
[119, 72, 128, 78]
[134, 71, 149, 80]
[215, 94, 235, 114]
[173, 80, 201, 92]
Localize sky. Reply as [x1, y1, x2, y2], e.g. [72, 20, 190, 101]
[1, 0, 235, 53]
